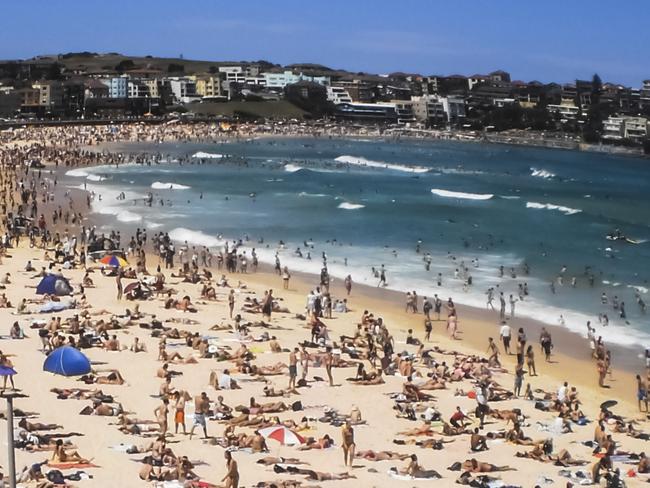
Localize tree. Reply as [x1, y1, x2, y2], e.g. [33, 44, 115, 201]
[583, 73, 604, 143]
[115, 59, 135, 73]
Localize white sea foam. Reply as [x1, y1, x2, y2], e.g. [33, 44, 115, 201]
[299, 192, 328, 198]
[65, 169, 90, 177]
[284, 164, 303, 173]
[146, 222, 164, 229]
[499, 195, 521, 200]
[335, 155, 429, 174]
[151, 182, 191, 190]
[168, 228, 224, 248]
[192, 151, 223, 159]
[530, 167, 556, 179]
[526, 201, 581, 215]
[337, 202, 365, 210]
[116, 210, 143, 223]
[431, 189, 494, 200]
[86, 174, 106, 182]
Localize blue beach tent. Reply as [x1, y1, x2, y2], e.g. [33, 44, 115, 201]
[36, 274, 73, 296]
[43, 346, 91, 376]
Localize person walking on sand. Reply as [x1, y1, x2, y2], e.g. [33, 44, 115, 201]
[342, 420, 355, 467]
[288, 348, 298, 389]
[344, 275, 352, 296]
[189, 392, 210, 439]
[282, 266, 291, 290]
[222, 450, 239, 488]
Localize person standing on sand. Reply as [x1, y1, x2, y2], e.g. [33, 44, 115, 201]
[282, 266, 291, 290]
[513, 363, 524, 397]
[116, 270, 123, 300]
[499, 293, 506, 319]
[525, 345, 537, 376]
[262, 289, 273, 322]
[300, 345, 310, 381]
[597, 359, 607, 388]
[540, 328, 553, 361]
[222, 451, 239, 488]
[342, 420, 355, 467]
[173, 391, 187, 435]
[154, 398, 169, 435]
[636, 374, 648, 412]
[499, 321, 512, 355]
[228, 289, 235, 319]
[344, 275, 352, 296]
[288, 348, 298, 389]
[325, 346, 334, 386]
[424, 317, 432, 342]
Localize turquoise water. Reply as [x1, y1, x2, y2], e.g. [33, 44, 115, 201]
[64, 138, 650, 347]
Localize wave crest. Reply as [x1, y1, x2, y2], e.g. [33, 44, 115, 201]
[526, 201, 581, 215]
[431, 189, 494, 200]
[151, 182, 191, 190]
[335, 155, 429, 174]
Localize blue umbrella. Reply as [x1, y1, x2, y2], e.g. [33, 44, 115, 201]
[43, 346, 91, 376]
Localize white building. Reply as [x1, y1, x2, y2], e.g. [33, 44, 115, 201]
[264, 71, 329, 89]
[101, 76, 128, 98]
[441, 96, 466, 122]
[166, 77, 199, 104]
[327, 86, 352, 104]
[128, 80, 148, 98]
[602, 116, 648, 141]
[547, 104, 580, 121]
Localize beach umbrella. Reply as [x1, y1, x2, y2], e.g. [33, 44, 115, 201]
[258, 426, 305, 446]
[100, 254, 129, 267]
[43, 346, 91, 377]
[36, 274, 73, 296]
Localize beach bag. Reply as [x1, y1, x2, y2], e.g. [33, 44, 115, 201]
[291, 401, 303, 411]
[47, 470, 65, 484]
[38, 328, 49, 338]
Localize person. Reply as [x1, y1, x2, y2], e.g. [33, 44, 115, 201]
[344, 275, 352, 295]
[325, 346, 334, 386]
[402, 454, 441, 479]
[288, 347, 298, 389]
[222, 450, 239, 488]
[189, 392, 209, 439]
[424, 317, 432, 342]
[486, 337, 500, 367]
[526, 345, 536, 376]
[342, 420, 355, 467]
[0, 350, 16, 390]
[450, 406, 469, 428]
[51, 439, 89, 464]
[499, 321, 512, 355]
[154, 398, 169, 435]
[637, 374, 648, 412]
[282, 267, 291, 290]
[116, 271, 123, 300]
[173, 391, 187, 435]
[470, 427, 488, 451]
[228, 289, 235, 319]
[513, 363, 524, 397]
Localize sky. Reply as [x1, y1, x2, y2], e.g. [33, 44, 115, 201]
[0, 0, 648, 86]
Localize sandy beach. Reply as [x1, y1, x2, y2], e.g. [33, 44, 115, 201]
[0, 123, 648, 488]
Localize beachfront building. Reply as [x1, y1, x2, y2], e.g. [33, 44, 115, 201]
[547, 104, 580, 122]
[128, 80, 148, 98]
[331, 80, 374, 103]
[334, 102, 398, 122]
[194, 75, 223, 99]
[32, 81, 63, 109]
[411, 95, 447, 126]
[441, 96, 466, 124]
[264, 71, 329, 90]
[602, 116, 647, 141]
[326, 86, 352, 104]
[165, 77, 199, 104]
[102, 76, 128, 98]
[393, 100, 415, 124]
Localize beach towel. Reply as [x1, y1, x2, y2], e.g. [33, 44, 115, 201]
[47, 462, 98, 469]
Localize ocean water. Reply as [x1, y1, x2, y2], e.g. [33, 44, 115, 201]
[64, 138, 650, 348]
